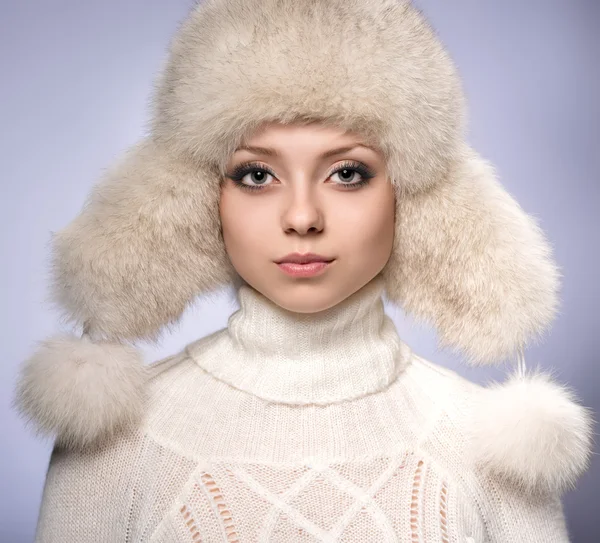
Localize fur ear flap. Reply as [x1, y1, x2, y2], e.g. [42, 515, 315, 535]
[383, 144, 560, 365]
[13, 139, 237, 449]
[47, 138, 236, 343]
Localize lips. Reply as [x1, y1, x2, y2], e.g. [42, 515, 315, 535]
[276, 253, 334, 264]
[276, 259, 334, 278]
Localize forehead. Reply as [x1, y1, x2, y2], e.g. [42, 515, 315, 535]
[240, 121, 378, 152]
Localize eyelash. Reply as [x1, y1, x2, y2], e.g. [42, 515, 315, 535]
[224, 160, 376, 192]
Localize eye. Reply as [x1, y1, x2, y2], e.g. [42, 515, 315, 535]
[330, 169, 359, 184]
[225, 163, 276, 192]
[328, 161, 376, 189]
[238, 169, 274, 188]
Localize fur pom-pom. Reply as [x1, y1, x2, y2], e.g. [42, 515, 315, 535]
[12, 333, 147, 449]
[467, 368, 595, 494]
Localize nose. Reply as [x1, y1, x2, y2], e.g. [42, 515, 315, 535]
[281, 183, 324, 235]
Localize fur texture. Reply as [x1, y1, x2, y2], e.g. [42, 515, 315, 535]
[466, 368, 595, 495]
[12, 334, 147, 449]
[383, 144, 560, 364]
[46, 139, 236, 343]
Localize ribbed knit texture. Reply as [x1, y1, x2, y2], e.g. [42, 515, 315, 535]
[186, 276, 410, 405]
[34, 276, 571, 542]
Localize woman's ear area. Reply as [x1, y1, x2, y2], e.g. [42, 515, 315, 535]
[383, 143, 561, 365]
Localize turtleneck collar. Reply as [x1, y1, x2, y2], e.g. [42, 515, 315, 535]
[185, 274, 412, 405]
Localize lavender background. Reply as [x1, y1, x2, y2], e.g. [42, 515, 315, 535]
[1, 0, 598, 541]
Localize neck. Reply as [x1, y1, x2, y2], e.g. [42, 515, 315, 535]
[186, 274, 412, 405]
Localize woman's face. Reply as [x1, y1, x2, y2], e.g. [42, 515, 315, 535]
[219, 121, 396, 313]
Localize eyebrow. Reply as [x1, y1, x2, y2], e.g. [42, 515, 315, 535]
[234, 144, 376, 159]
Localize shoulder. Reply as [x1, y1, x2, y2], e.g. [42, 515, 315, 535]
[137, 339, 226, 455]
[404, 352, 485, 413]
[143, 347, 206, 413]
[145, 349, 192, 382]
[144, 332, 220, 390]
[398, 352, 486, 474]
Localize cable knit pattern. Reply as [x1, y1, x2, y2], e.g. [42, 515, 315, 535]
[34, 277, 571, 542]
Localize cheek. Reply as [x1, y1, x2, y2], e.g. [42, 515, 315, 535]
[333, 190, 395, 253]
[219, 188, 273, 253]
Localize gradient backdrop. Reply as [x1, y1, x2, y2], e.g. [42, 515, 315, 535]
[1, 1, 598, 541]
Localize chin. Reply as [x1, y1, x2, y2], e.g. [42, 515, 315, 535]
[272, 287, 345, 315]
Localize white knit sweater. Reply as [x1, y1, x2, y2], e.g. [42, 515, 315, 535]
[34, 276, 570, 542]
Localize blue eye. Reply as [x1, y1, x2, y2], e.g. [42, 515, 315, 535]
[225, 161, 376, 192]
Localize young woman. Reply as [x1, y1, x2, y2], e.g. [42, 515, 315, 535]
[13, 0, 592, 541]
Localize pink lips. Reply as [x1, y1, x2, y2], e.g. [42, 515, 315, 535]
[277, 260, 333, 277]
[275, 253, 335, 277]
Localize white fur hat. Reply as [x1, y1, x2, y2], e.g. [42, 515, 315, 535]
[13, 0, 593, 494]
